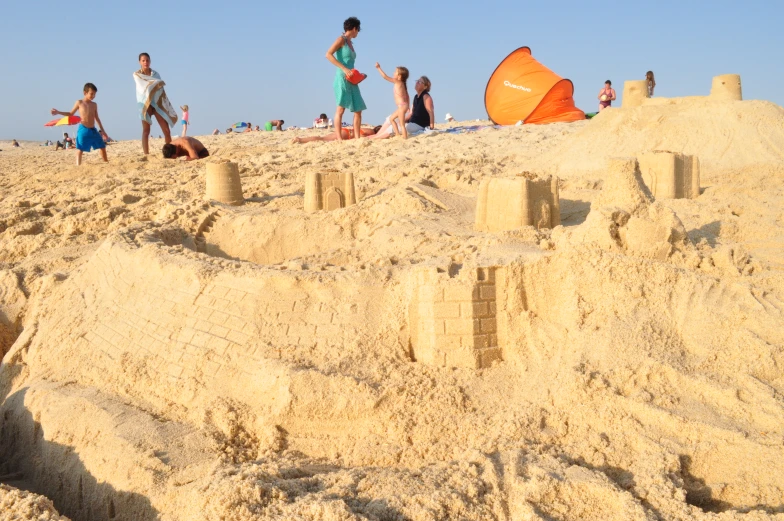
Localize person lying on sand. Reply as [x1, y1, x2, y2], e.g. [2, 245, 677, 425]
[291, 125, 381, 143]
[161, 137, 209, 160]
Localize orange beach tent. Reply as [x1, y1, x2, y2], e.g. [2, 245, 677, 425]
[485, 47, 585, 125]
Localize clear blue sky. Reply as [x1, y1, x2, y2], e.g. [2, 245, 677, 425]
[2, 1, 782, 141]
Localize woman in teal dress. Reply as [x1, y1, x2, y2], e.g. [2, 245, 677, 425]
[325, 17, 366, 140]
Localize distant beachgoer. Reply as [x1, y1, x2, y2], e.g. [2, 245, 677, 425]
[226, 128, 233, 134]
[646, 71, 656, 97]
[180, 104, 189, 137]
[12, 139, 19, 147]
[55, 132, 75, 150]
[254, 125, 260, 131]
[598, 80, 616, 111]
[51, 82, 110, 166]
[292, 125, 382, 143]
[314, 113, 330, 129]
[162, 137, 209, 160]
[445, 113, 455, 122]
[135, 52, 176, 154]
[326, 17, 366, 140]
[369, 75, 435, 140]
[264, 120, 284, 131]
[375, 63, 410, 138]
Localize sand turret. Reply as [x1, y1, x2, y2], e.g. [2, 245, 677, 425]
[205, 160, 244, 206]
[475, 175, 560, 232]
[710, 74, 742, 100]
[638, 151, 701, 199]
[304, 171, 357, 212]
[622, 80, 650, 109]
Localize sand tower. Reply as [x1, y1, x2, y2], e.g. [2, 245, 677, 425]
[409, 266, 501, 369]
[710, 74, 742, 101]
[304, 171, 357, 212]
[475, 175, 560, 232]
[622, 80, 649, 109]
[205, 161, 244, 206]
[638, 151, 700, 199]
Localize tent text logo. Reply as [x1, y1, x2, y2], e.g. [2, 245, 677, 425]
[504, 80, 532, 92]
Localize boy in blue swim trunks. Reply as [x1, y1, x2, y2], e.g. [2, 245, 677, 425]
[51, 83, 111, 166]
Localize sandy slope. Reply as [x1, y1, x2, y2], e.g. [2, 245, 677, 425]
[1, 102, 784, 521]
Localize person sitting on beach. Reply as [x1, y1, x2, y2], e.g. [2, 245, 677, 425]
[243, 122, 253, 133]
[264, 120, 284, 131]
[12, 139, 19, 147]
[313, 113, 330, 129]
[598, 80, 616, 111]
[369, 75, 435, 140]
[292, 125, 382, 144]
[161, 137, 209, 160]
[212, 129, 220, 135]
[55, 133, 75, 150]
[254, 125, 260, 131]
[226, 128, 233, 134]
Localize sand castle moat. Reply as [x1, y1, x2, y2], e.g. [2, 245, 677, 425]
[2, 94, 784, 520]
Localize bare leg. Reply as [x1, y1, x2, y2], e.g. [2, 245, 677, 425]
[334, 106, 345, 140]
[142, 120, 151, 154]
[181, 123, 187, 137]
[99, 148, 108, 162]
[398, 107, 408, 139]
[353, 111, 362, 140]
[76, 150, 83, 166]
[153, 111, 172, 143]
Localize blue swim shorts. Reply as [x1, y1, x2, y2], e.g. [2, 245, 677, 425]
[76, 124, 105, 152]
[181, 120, 188, 125]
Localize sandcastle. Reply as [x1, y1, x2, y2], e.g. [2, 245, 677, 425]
[622, 74, 742, 108]
[205, 160, 244, 206]
[622, 79, 649, 109]
[409, 266, 501, 369]
[475, 175, 560, 232]
[638, 151, 700, 199]
[710, 74, 742, 100]
[304, 171, 357, 212]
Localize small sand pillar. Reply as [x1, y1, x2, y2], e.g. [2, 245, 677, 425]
[205, 160, 244, 206]
[304, 172, 324, 212]
[622, 80, 649, 108]
[710, 74, 742, 100]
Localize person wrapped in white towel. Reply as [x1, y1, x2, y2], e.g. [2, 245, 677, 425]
[135, 52, 178, 155]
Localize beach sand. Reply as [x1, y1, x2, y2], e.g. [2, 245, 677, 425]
[1, 98, 784, 520]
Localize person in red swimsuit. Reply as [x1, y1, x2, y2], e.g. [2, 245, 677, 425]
[598, 80, 616, 111]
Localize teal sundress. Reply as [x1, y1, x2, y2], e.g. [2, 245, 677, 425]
[333, 37, 366, 113]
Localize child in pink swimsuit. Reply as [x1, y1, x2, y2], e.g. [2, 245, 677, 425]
[180, 105, 189, 137]
[375, 63, 411, 138]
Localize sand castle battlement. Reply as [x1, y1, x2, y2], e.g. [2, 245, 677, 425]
[475, 175, 560, 232]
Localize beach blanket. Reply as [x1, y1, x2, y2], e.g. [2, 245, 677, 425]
[134, 70, 178, 127]
[437, 125, 500, 135]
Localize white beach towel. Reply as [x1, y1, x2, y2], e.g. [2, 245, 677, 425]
[134, 69, 178, 127]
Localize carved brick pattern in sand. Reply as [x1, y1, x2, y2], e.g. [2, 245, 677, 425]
[75, 233, 370, 386]
[475, 177, 560, 232]
[410, 267, 502, 369]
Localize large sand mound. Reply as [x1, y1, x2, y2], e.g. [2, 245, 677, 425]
[532, 98, 784, 175]
[1, 106, 784, 520]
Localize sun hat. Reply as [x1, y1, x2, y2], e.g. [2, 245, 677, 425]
[445, 113, 454, 121]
